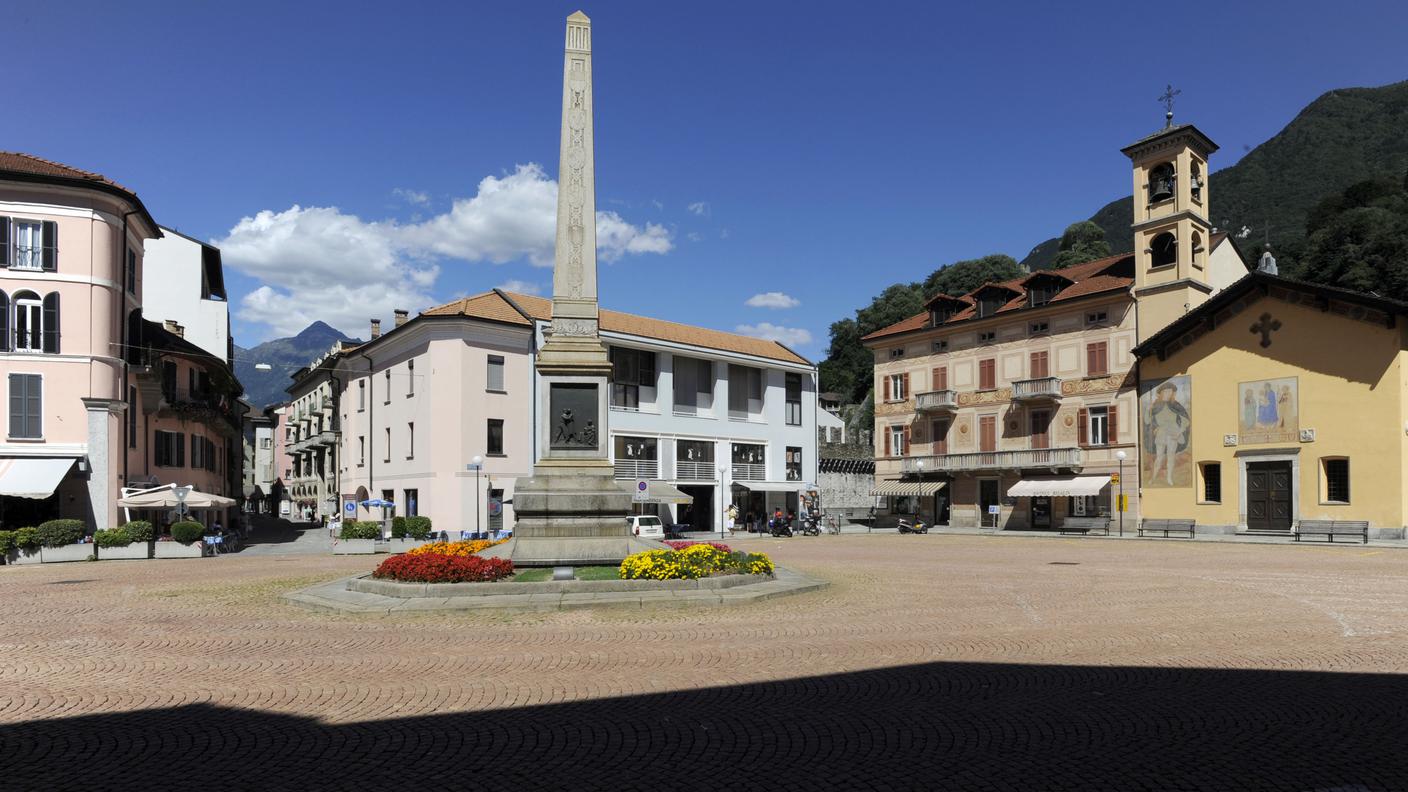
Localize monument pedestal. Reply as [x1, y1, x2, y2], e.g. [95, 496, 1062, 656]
[482, 463, 662, 566]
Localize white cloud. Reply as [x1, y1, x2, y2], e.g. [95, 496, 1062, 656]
[686, 232, 703, 242]
[392, 187, 430, 206]
[218, 162, 672, 341]
[496, 279, 541, 296]
[687, 201, 710, 217]
[745, 291, 800, 309]
[735, 322, 813, 347]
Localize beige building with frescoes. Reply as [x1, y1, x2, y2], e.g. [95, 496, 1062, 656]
[864, 113, 1249, 531]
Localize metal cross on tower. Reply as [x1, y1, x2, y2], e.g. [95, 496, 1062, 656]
[1159, 84, 1181, 127]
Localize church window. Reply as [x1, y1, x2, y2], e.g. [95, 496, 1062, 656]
[1191, 231, 1204, 269]
[1150, 232, 1178, 268]
[1148, 162, 1175, 203]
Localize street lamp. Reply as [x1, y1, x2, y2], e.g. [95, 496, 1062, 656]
[468, 456, 484, 539]
[915, 460, 925, 526]
[718, 466, 729, 540]
[1115, 450, 1127, 537]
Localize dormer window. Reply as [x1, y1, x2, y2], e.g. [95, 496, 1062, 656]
[977, 295, 1005, 318]
[1148, 162, 1175, 203]
[1028, 284, 1057, 308]
[929, 308, 951, 327]
[1150, 231, 1178, 267]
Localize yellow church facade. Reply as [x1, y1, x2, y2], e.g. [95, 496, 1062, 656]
[1132, 273, 1408, 540]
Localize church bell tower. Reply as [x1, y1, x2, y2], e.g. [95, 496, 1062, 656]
[1122, 106, 1219, 343]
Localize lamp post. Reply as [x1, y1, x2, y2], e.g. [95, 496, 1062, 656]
[915, 460, 925, 525]
[1115, 450, 1127, 537]
[718, 465, 728, 540]
[466, 456, 484, 538]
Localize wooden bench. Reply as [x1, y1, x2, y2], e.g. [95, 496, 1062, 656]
[1060, 516, 1110, 536]
[1138, 519, 1195, 538]
[1294, 519, 1369, 544]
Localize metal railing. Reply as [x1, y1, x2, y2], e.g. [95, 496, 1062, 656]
[675, 461, 716, 481]
[731, 462, 767, 481]
[915, 390, 958, 412]
[900, 446, 1081, 473]
[1012, 377, 1062, 400]
[613, 459, 659, 480]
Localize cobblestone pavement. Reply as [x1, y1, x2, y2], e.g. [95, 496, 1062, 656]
[4, 535, 1408, 790]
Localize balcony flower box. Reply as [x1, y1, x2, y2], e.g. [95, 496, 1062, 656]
[40, 544, 95, 563]
[333, 538, 377, 555]
[155, 540, 204, 559]
[100, 543, 152, 560]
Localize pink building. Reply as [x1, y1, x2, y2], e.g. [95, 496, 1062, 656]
[0, 152, 241, 533]
[0, 153, 161, 531]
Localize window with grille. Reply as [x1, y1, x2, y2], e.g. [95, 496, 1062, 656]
[1201, 462, 1221, 503]
[1323, 458, 1350, 503]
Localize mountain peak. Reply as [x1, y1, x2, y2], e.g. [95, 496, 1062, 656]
[293, 320, 355, 344]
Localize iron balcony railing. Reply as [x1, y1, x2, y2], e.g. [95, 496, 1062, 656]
[731, 462, 767, 481]
[900, 446, 1081, 473]
[915, 390, 958, 412]
[1011, 377, 1062, 401]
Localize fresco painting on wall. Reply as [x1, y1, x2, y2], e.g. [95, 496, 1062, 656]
[1141, 375, 1192, 488]
[1238, 377, 1299, 445]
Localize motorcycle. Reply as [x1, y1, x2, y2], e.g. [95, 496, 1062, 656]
[798, 517, 821, 536]
[897, 518, 928, 535]
[768, 518, 793, 538]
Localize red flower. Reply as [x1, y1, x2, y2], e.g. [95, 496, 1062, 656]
[372, 553, 514, 583]
[664, 540, 732, 553]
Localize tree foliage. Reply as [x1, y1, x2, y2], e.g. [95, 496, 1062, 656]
[1050, 221, 1111, 269]
[921, 254, 1024, 299]
[1287, 175, 1408, 299]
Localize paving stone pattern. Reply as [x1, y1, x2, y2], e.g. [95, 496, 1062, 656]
[4, 535, 1408, 790]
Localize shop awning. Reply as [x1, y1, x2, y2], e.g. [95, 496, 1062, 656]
[870, 480, 946, 497]
[1007, 475, 1111, 498]
[0, 458, 75, 499]
[620, 480, 694, 505]
[735, 481, 808, 493]
[117, 485, 236, 509]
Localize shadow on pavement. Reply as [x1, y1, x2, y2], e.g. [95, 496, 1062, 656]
[240, 515, 320, 547]
[3, 660, 1405, 790]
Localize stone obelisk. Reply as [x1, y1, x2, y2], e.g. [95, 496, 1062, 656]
[485, 11, 652, 566]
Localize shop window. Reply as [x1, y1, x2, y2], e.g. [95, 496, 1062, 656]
[785, 447, 803, 481]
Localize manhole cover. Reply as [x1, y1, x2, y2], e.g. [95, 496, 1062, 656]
[1047, 562, 1080, 566]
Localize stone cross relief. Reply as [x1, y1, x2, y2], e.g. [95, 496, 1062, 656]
[1250, 312, 1282, 348]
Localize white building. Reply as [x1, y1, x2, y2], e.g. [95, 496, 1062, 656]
[141, 226, 231, 364]
[329, 290, 820, 536]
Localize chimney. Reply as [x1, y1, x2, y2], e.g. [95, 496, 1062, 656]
[164, 320, 185, 338]
[393, 309, 409, 327]
[370, 318, 381, 339]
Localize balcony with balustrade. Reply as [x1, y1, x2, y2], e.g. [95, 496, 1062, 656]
[1011, 377, 1062, 402]
[613, 459, 660, 480]
[915, 390, 958, 413]
[900, 446, 1081, 474]
[675, 461, 716, 481]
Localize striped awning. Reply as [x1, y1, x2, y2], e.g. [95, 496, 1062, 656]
[870, 480, 946, 497]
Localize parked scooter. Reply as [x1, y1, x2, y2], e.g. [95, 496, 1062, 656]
[798, 517, 822, 536]
[897, 518, 928, 535]
[768, 518, 793, 538]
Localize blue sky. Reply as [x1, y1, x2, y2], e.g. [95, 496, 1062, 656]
[10, 1, 1408, 355]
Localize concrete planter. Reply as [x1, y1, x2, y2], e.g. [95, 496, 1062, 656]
[100, 543, 152, 560]
[334, 539, 377, 555]
[386, 538, 433, 554]
[155, 541, 204, 559]
[6, 548, 43, 565]
[40, 544, 95, 563]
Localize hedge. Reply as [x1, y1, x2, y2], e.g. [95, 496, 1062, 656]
[339, 521, 382, 540]
[390, 516, 408, 539]
[36, 519, 86, 548]
[94, 527, 134, 548]
[12, 527, 39, 551]
[404, 516, 433, 540]
[122, 521, 155, 543]
[0, 530, 14, 555]
[169, 521, 205, 544]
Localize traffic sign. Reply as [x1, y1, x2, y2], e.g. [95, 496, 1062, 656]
[1110, 472, 1121, 485]
[488, 498, 503, 517]
[632, 480, 650, 503]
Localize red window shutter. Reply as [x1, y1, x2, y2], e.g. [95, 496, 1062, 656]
[1108, 404, 1118, 443]
[883, 428, 891, 457]
[938, 367, 948, 390]
[902, 425, 911, 454]
[901, 372, 910, 399]
[1078, 408, 1089, 446]
[1098, 343, 1108, 375]
[882, 376, 890, 402]
[1086, 344, 1096, 375]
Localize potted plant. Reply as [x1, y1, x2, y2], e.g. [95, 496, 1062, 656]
[37, 519, 93, 563]
[334, 520, 380, 554]
[95, 521, 152, 560]
[156, 520, 205, 559]
[387, 516, 435, 552]
[5, 527, 42, 565]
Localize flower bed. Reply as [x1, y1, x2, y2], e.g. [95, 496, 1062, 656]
[406, 538, 507, 558]
[620, 544, 774, 581]
[663, 540, 732, 552]
[372, 553, 514, 583]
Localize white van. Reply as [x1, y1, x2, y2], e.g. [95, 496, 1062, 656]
[626, 515, 665, 539]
